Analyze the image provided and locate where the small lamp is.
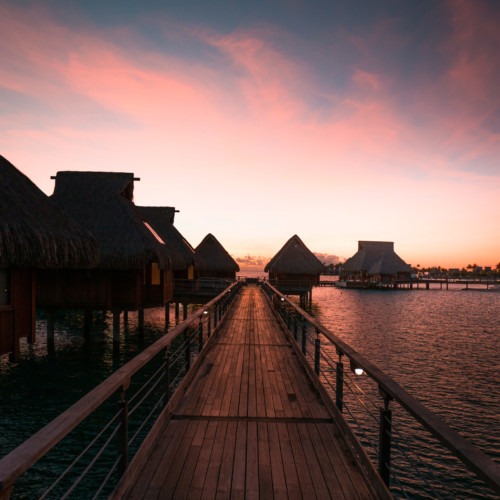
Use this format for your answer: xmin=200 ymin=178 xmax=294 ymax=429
xmin=350 ymin=359 xmax=364 ymax=376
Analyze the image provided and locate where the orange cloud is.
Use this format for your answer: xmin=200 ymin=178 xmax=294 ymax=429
xmin=1 ymin=2 xmax=499 ymax=268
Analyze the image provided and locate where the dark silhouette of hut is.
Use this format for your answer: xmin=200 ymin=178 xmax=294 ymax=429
xmin=137 ymin=206 xmax=199 ymax=322
xmin=37 ymin=172 xmax=173 ymax=339
xmin=137 ymin=207 xmax=196 ymax=280
xmin=340 ymin=241 xmax=412 ymax=286
xmin=194 ymin=234 xmax=239 ymax=280
xmin=264 ymin=235 xmax=325 ymax=306
xmin=0 ymin=156 xmax=98 ymax=360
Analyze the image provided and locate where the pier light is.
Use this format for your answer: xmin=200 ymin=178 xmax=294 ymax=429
xmin=203 ymin=310 xmax=208 ymax=315
xmin=350 ymin=359 xmax=364 ymax=376
xmin=280 ymin=297 xmax=285 ymax=302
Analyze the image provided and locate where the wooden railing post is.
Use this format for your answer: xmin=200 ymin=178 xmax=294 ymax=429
xmin=164 ymin=347 xmax=170 ymax=405
xmin=117 ymin=387 xmax=129 ymax=476
xmin=185 ymin=329 xmax=191 ymax=372
xmin=293 ymin=313 xmax=298 ymax=341
xmin=198 ymin=319 xmax=203 ymax=352
xmin=301 ymin=322 xmax=307 ymax=355
xmin=336 ymin=351 xmax=344 ymax=412
xmin=314 ymin=334 xmax=321 ymax=375
xmin=378 ymin=390 xmax=393 ymax=487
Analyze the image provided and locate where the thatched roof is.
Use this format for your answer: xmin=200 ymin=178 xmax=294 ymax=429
xmin=51 ymin=172 xmax=170 ymax=270
xmin=0 ymin=156 xmax=99 ymax=268
xmin=136 ymin=207 xmax=196 ymax=271
xmin=194 ymin=234 xmax=240 ymax=273
xmin=342 ymin=241 xmax=412 ymax=275
xmin=264 ymin=235 xmax=325 ymax=275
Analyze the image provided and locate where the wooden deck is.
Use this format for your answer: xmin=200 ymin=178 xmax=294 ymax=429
xmin=116 ymin=285 xmax=376 ymax=499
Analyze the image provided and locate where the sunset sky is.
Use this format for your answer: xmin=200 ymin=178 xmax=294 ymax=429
xmin=1 ymin=0 xmax=499 ymax=269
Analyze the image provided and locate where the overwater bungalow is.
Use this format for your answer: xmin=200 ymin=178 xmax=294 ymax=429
xmin=137 ymin=206 xmax=199 ymax=321
xmin=265 ymin=234 xmax=325 ymax=306
xmin=137 ymin=207 xmax=196 ymax=281
xmin=339 ymin=240 xmax=412 ymax=287
xmin=0 ymin=156 xmax=98 ymax=360
xmin=194 ymin=233 xmax=239 ymax=280
xmin=37 ymin=172 xmax=173 ymax=337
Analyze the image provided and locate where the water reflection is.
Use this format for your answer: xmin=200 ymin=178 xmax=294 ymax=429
xmin=311 ymin=286 xmax=500 ymax=460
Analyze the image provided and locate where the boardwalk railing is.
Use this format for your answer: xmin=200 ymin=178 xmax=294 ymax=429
xmin=0 ymin=282 xmax=243 ymax=499
xmin=261 ymin=281 xmax=500 ymax=498
xmin=174 ymin=277 xmax=236 ymax=294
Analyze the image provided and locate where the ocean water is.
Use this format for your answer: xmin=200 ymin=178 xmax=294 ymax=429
xmin=310 ymin=284 xmax=500 ymax=498
xmin=1 ymin=282 xmax=499 ymax=498
xmin=0 ymin=304 xmax=199 ymax=498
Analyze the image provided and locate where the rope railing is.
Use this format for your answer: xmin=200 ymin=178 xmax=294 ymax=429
xmin=261 ymin=280 xmax=500 ymax=498
xmin=0 ymin=281 xmax=244 ymax=499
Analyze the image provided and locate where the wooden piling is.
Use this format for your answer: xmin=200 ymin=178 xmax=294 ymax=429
xmin=113 ymin=310 xmax=121 ymax=345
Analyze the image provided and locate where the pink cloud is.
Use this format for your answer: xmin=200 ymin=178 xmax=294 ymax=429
xmin=351 ymin=68 xmax=383 ymax=91
xmin=1 ymin=3 xmax=499 ymax=268
xmin=411 ymin=1 xmax=500 ymax=172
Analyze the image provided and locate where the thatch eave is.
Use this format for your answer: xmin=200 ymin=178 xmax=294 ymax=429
xmin=342 ymin=241 xmax=411 ymax=275
xmin=51 ymin=171 xmax=171 ymax=271
xmin=265 ymin=235 xmax=324 ymax=275
xmin=0 ymin=156 xmax=99 ymax=269
xmin=195 ymin=234 xmax=240 ymax=273
xmin=137 ymin=206 xmax=195 ymax=271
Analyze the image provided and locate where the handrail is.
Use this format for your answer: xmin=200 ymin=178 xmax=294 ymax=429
xmin=0 ymin=282 xmax=241 ymax=497
xmin=262 ymin=281 xmax=500 ymax=494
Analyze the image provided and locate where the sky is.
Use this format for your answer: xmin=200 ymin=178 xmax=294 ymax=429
xmin=1 ymin=0 xmax=499 ymax=270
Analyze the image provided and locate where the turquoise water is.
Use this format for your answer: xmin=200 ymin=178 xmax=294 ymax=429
xmin=1 ymin=285 xmax=499 ymax=498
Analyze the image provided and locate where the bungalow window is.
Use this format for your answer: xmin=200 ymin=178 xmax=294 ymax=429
xmin=0 ymin=269 xmax=11 ymax=306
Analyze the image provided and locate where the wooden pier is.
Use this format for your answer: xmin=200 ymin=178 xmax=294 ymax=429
xmin=114 ymin=285 xmax=378 ymax=499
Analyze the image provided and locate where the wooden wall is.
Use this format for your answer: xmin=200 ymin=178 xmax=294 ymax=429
xmin=37 ymin=266 xmax=173 ymax=311
xmin=0 ymin=268 xmax=35 ymax=359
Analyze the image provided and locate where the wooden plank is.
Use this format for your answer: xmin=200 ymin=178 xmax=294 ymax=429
xmin=216 ymin=420 xmax=238 ymax=497
xmin=306 ymin=422 xmax=347 ymax=499
xmin=270 ymin=345 xmax=294 ymax=417
xmin=268 ymin=422 xmax=288 ymax=498
xmin=157 ymin=420 xmax=201 ymax=498
xmin=247 ymin=344 xmax=257 ymax=418
xmin=296 ymin=422 xmax=336 ymax=499
xmin=202 ymin=420 xmax=228 ymax=499
xmin=319 ymin=422 xmax=375 ymax=499
xmin=126 ymin=419 xmax=189 ymax=499
xmin=254 ymin=346 xmax=267 ymax=418
xmin=219 ymin=344 xmax=241 ymax=416
xmin=260 ymin=345 xmax=275 ymax=418
xmin=277 ymin=423 xmax=302 ymax=499
xmin=257 ymin=422 xmax=273 ymax=499
xmin=204 ymin=343 xmax=229 ymax=416
xmin=238 ymin=344 xmax=250 ymax=417
xmin=231 ymin=421 xmax=247 ymax=498
xmin=245 ymin=421 xmax=259 ymax=499
xmin=186 ymin=420 xmax=218 ymax=498
xmin=287 ymin=422 xmax=319 ymax=498
xmin=177 ymin=342 xmax=223 ymax=416
xmin=171 ymin=419 xmax=209 ymax=498
xmin=228 ymin=345 xmax=244 ymax=416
